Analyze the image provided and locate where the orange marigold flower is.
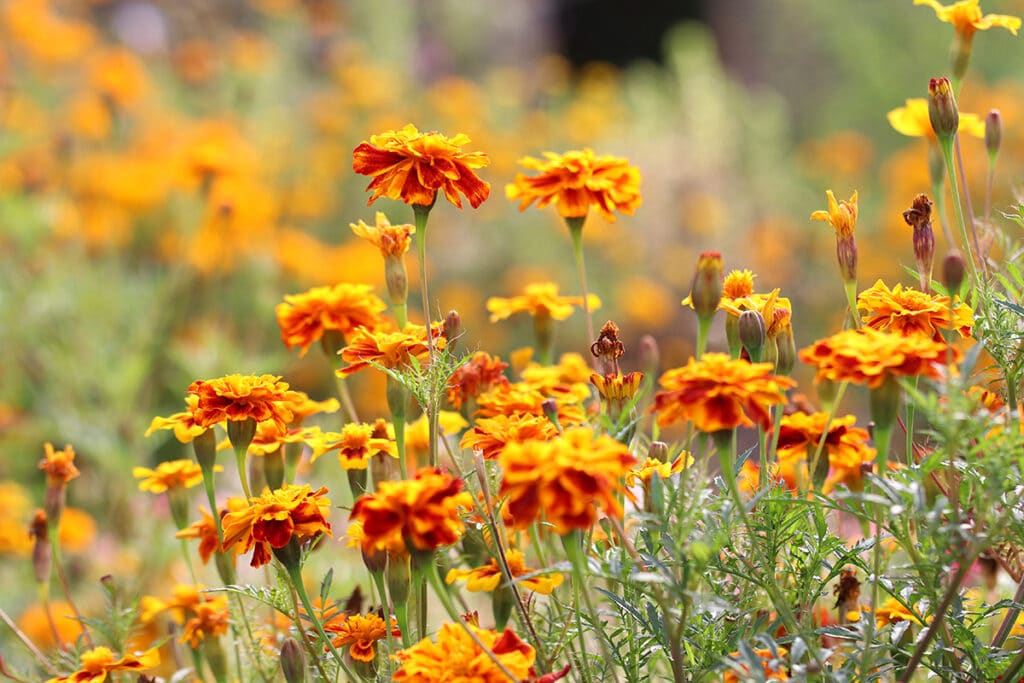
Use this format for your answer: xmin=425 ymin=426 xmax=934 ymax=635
xmin=221 ymin=484 xmax=332 ymax=568
xmin=915 ymin=0 xmax=1021 ymax=39
xmin=722 ymin=269 xmax=756 ymax=302
xmin=499 ymin=427 xmax=636 ymax=533
xmin=810 ymin=190 xmax=858 ymax=238
xmin=352 ymin=124 xmax=490 ymax=208
xmin=39 ymin=443 xmax=80 ymax=487
xmin=337 ymin=324 xmax=443 ymax=377
xmin=180 ymin=596 xmax=231 ymax=648
xmin=506 ymin=149 xmax=641 ymax=222
xmin=275 ymin=283 xmax=387 ymax=356
xmin=176 ymin=498 xmax=247 ymax=564
xmin=624 ymin=453 xmax=692 ymax=488
xmin=887 ymin=98 xmax=985 ymax=141
xmin=140 ymin=583 xmax=208 ymax=624
xmin=45 ymin=646 xmax=160 ymax=683
xmin=776 ymin=412 xmax=876 ymax=492
xmin=652 ymin=354 xmax=794 ymax=433
xmin=307 ymin=422 xmax=396 ymax=470
xmin=350 ymin=467 xmax=472 ymax=553
xmin=324 ymin=612 xmax=399 ymax=662
xmin=474 ymin=382 xmax=585 ymax=426
xmin=446 ymin=548 xmax=564 ymax=594
xmin=188 ymin=374 xmax=297 ymax=433
xmin=393 ymin=622 xmax=535 ymax=683
xmin=460 ymin=413 xmax=559 ymax=460
xmin=447 ymin=352 xmax=509 ymax=409
xmin=723 ymin=647 xmax=789 ymax=683
xmin=487 ymin=282 xmax=601 ymax=323
xmin=798 ymin=327 xmax=956 ymax=389
xmin=350 ymin=211 xmax=415 ymax=258
xmin=133 ymin=459 xmax=217 ymax=494
xmin=874 ymin=596 xmax=925 ymax=628
xmin=857 ymin=279 xmax=973 ymax=340
xmin=145 ymin=395 xmax=209 ymax=443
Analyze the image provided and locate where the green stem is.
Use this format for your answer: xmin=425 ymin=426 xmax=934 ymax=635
xmin=808 ymin=382 xmax=848 ymax=494
xmin=287 ymin=563 xmax=358 ymax=682
xmin=181 ymin=538 xmax=199 ymax=583
xmin=233 ymin=445 xmax=253 ymax=499
xmin=954 ymin=134 xmax=987 ymax=278
xmin=562 ymin=533 xmax=595 ymax=683
xmin=905 ymin=376 xmax=919 ymax=467
xmin=334 ymin=374 xmax=360 ymax=425
xmin=393 ymin=301 xmax=408 ymax=330
xmin=931 ymin=177 xmax=956 ymax=251
xmin=567 ymin=217 xmax=596 ymax=351
xmin=939 ymin=136 xmax=979 ymax=285
xmin=843 ymin=279 xmax=862 ymax=329
xmin=413 ymin=203 xmax=435 ymax=358
xmin=695 ymin=315 xmax=711 ymax=359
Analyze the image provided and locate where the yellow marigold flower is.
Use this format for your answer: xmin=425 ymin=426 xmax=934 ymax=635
xmin=722 ymin=269 xmax=756 ymax=302
xmin=188 ymin=374 xmax=298 ymax=433
xmin=324 ymin=613 xmax=400 ymax=662
xmin=393 ymin=622 xmax=535 ymax=683
xmin=915 ymin=0 xmax=1021 ymax=39
xmin=823 ymin=438 xmax=877 ymax=493
xmin=718 ymin=288 xmax=790 ymax=324
xmin=474 ymin=382 xmax=586 ymax=426
xmin=799 ymin=327 xmax=956 ymax=389
xmin=140 ymin=583 xmax=208 ymax=624
xmin=221 ymin=484 xmax=332 ymax=568
xmin=283 ymin=392 xmax=340 ymax=424
xmin=887 ymin=98 xmax=985 ymax=140
xmin=521 ymin=352 xmax=593 ymax=392
xmin=45 ymin=646 xmax=160 ymax=683
xmin=486 ymin=282 xmax=601 ymax=323
xmin=145 ymin=395 xmax=209 ymax=443
xmin=337 ymin=324 xmax=443 ymax=377
xmin=590 ymin=371 xmax=644 ymax=403
xmin=506 ymin=148 xmax=642 ymax=222
xmin=39 ymin=443 xmax=80 ymax=487
xmin=350 ymin=211 xmax=415 ymax=258
xmin=352 ymin=124 xmax=490 ymax=208
xmin=180 ymin=596 xmax=231 ymax=648
xmin=351 ymin=468 xmax=472 ymax=554
xmin=810 ymin=189 xmax=858 ymax=238
xmin=499 ymin=426 xmax=636 ymax=533
xmin=447 ymin=351 xmax=509 ymax=410
xmin=460 ymin=413 xmax=559 ymax=461
xmin=275 ymin=283 xmax=387 ymax=356
xmin=652 ymin=354 xmax=794 ymax=433
xmin=723 ymin=647 xmax=789 ymax=683
xmin=446 ymin=548 xmax=564 ymax=594
xmin=624 ymin=453 xmax=692 ymax=488
xmin=133 ymin=459 xmax=217 ymax=494
xmin=874 ymin=596 xmax=925 ymax=628
xmin=307 ymin=422 xmax=396 ymax=470
xmin=857 ymin=279 xmax=973 ymax=340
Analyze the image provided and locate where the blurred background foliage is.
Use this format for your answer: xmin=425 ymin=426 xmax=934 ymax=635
xmin=1 ymin=0 xmax=1022 ymax=633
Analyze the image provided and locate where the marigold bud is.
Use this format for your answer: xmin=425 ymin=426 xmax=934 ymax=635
xmin=30 ymin=511 xmax=50 ymax=584
xmin=738 ymin=310 xmax=767 ymax=360
xmin=280 ymin=638 xmax=305 ymax=683
xmin=928 ymin=77 xmax=959 ymax=139
xmin=638 ymin=334 xmax=659 ymax=378
xmin=943 ymin=251 xmax=967 ymax=294
xmin=492 ymin=582 xmax=514 ymax=632
xmin=387 ymin=553 xmax=411 ymax=607
xmin=689 ymin=252 xmax=723 ymax=320
xmin=444 ymin=310 xmax=461 ymax=352
xmin=903 ymin=194 xmax=935 ymax=293
xmin=384 ymin=256 xmax=409 ymax=308
xmin=774 ymin=324 xmax=796 ymax=377
xmin=647 ymin=441 xmax=670 ymax=463
xmin=986 ymin=109 xmax=1002 ymax=158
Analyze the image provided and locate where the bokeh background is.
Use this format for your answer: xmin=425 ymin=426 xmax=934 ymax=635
xmin=1 ymin=0 xmax=1023 ymax=650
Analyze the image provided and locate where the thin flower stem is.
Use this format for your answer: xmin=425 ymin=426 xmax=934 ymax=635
xmin=843 ymin=279 xmax=862 ymax=329
xmin=905 ymin=377 xmax=919 ymax=468
xmin=181 ymin=538 xmax=199 ymax=583
xmin=567 ymin=218 xmax=596 ymax=355
xmin=931 ymin=178 xmax=956 ymax=250
xmin=954 ymin=135 xmax=987 ymax=278
xmin=567 ymin=546 xmax=595 ymax=683
xmin=287 ymin=564 xmax=359 ymax=682
xmin=285 ymin=581 xmax=333 ymax=683
xmin=985 ymin=161 xmax=995 ymax=235
xmin=413 ymin=203 xmax=435 ymax=359
xmin=940 ymin=136 xmax=979 ymax=284
xmin=233 ymin=445 xmax=253 ymax=500
xmin=695 ymin=316 xmax=711 ymax=359
xmin=0 ymin=606 xmax=61 ymax=675
xmin=333 ymin=374 xmax=360 ymax=425
xmin=38 ymin=582 xmax=62 ymax=652
xmin=807 ymin=382 xmax=848 ymax=494
xmin=48 ymin=532 xmax=94 ymax=648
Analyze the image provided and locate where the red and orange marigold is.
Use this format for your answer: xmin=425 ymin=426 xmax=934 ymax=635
xmin=187 ymin=374 xmax=298 ymax=433
xmin=393 ymin=622 xmax=535 ymax=683
xmin=798 ymin=327 xmax=955 ymax=388
xmin=221 ymin=484 xmax=332 ymax=567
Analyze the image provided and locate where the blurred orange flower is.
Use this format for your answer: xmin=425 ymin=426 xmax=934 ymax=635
xmin=221 ymin=484 xmax=332 ymax=567
xmin=181 ymin=596 xmax=231 ymax=647
xmin=352 ymin=124 xmax=490 ymax=208
xmin=447 ymin=351 xmax=509 ymax=409
xmin=307 ymin=422 xmax=396 ymax=470
xmin=275 ymin=283 xmax=387 ymax=356
xmin=446 ymin=548 xmax=564 ymax=594
xmin=652 ymin=354 xmax=794 ymax=433
xmin=506 ymin=149 xmax=641 ymax=222
xmin=874 ymin=596 xmax=925 ymax=628
xmin=460 ymin=413 xmax=559 ymax=461
xmin=350 ymin=211 xmax=416 ymax=258
xmin=39 ymin=443 xmax=80 ymax=487
xmin=133 ymin=459 xmax=216 ymax=494
xmin=857 ymin=279 xmax=973 ymax=340
xmin=799 ymin=327 xmax=955 ymax=388
xmin=45 ymin=646 xmax=160 ymax=683
xmin=324 ymin=613 xmax=399 ymax=662
xmin=176 ymin=498 xmax=248 ymax=564
xmin=723 ymin=647 xmax=789 ymax=683
xmin=914 ymin=0 xmax=1021 ymax=39
xmin=393 ymin=623 xmax=535 ymax=683
xmin=350 ymin=467 xmax=472 ymax=553
xmin=188 ymin=374 xmax=297 ymax=433
xmin=887 ymin=98 xmax=985 ymax=140
xmin=487 ymin=282 xmax=601 ymax=322
xmin=499 ymin=426 xmax=636 ymax=533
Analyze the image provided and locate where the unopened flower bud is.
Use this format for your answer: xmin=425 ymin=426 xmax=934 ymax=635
xmin=689 ymin=252 xmax=723 ymax=320
xmin=928 ymin=77 xmax=959 ymax=139
xmin=541 ymin=398 xmax=562 ymax=431
xmin=903 ymin=194 xmax=935 ymax=293
xmin=738 ymin=310 xmax=766 ymax=360
xmin=647 ymin=441 xmax=670 ymax=464
xmin=203 ymin=639 xmax=229 ymax=683
xmin=443 ymin=310 xmax=461 ymax=352
xmin=386 ymin=553 xmax=411 ymax=607
xmin=775 ymin=324 xmax=796 ymax=377
xmin=384 ymin=256 xmax=409 ymax=308
xmin=492 ymin=583 xmax=514 ymax=632
xmin=30 ymin=511 xmax=50 ymax=584
xmin=986 ymin=109 xmax=1002 ymax=158
xmin=943 ymin=251 xmax=967 ymax=294
xmin=280 ymin=638 xmax=305 ymax=683
xmin=638 ymin=334 xmax=659 ymax=378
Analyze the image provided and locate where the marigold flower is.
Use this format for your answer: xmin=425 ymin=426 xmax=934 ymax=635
xmin=624 ymin=453 xmax=692 ymax=488
xmin=460 ymin=414 xmax=560 ymax=461
xmin=393 ymin=622 xmax=535 ymax=683
xmin=447 ymin=352 xmax=510 ymax=409
xmin=350 ymin=211 xmax=415 ymax=258
xmin=723 ymin=647 xmax=789 ymax=683
xmin=145 ymin=395 xmax=209 ymax=443
xmin=324 ymin=612 xmax=400 ymax=662
xmin=474 ymin=382 xmax=586 ymax=427
xmin=350 ymin=467 xmax=472 ymax=553
xmin=45 ymin=646 xmax=160 ymax=683
xmin=275 ymin=283 xmax=387 ymax=356
xmin=722 ymin=269 xmax=756 ymax=302
xmin=499 ymin=427 xmax=636 ymax=533
xmin=776 ymin=412 xmax=876 ymax=491
xmin=811 ymin=191 xmax=858 ymax=284
xmin=39 ymin=443 xmax=79 ymax=487
xmin=798 ymin=327 xmax=956 ymax=389
xmin=221 ymin=484 xmax=332 ymax=568
xmin=887 ymin=98 xmax=985 ymax=141
xmin=133 ymin=459 xmax=216 ymax=494
xmin=506 ymin=149 xmax=641 ymax=222
xmin=139 ymin=583 xmax=208 ymax=624
xmin=652 ymin=354 xmax=794 ymax=433
xmin=176 ymin=502 xmax=244 ymax=565
xmin=857 ymin=279 xmax=972 ymax=340
xmin=486 ymin=282 xmax=601 ymax=323
xmin=337 ymin=324 xmax=443 ymax=377
xmin=188 ymin=374 xmax=298 ymax=433
xmin=446 ymin=548 xmax=564 ymax=594
xmin=915 ymin=0 xmax=1021 ymax=39
xmin=352 ymin=124 xmax=490 ymax=208
xmin=180 ymin=596 xmax=231 ymax=647
xmin=307 ymin=422 xmax=396 ymax=470
xmin=590 ymin=371 xmax=644 ymax=403
xmin=874 ymin=596 xmax=925 ymax=628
